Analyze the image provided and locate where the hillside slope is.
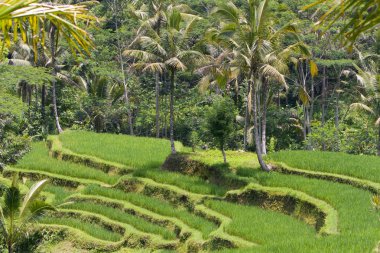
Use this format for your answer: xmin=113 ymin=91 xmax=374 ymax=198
xmin=2 ymin=131 xmax=380 ymax=252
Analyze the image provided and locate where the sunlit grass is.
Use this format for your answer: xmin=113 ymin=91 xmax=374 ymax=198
xmin=16 ymin=142 xmax=119 ymax=185
xmin=59 ymin=130 xmax=182 ymax=169
xmin=268 ymin=150 xmax=380 ymax=183
xmin=191 ymin=149 xmax=260 ymax=170
xmin=63 ymin=202 xmax=176 ymax=240
xmin=39 ymin=217 xmax=123 ymax=242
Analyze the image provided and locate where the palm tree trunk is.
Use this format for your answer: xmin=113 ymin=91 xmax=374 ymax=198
xmin=303 ymin=106 xmax=307 ymax=141
xmin=52 ymin=81 xmax=63 ymax=134
xmin=50 ymin=25 xmax=63 ymax=134
xmin=244 ymin=79 xmax=251 ymax=150
xmin=169 ymin=70 xmax=176 ymax=154
xmin=335 ymin=73 xmax=341 ymax=131
xmin=155 ymin=73 xmax=160 ymax=138
xmin=113 ymin=1 xmax=133 ymax=136
xmin=261 ymin=81 xmax=268 ymax=155
xmin=310 ymin=77 xmax=315 ymax=124
xmin=41 ymin=84 xmax=46 ymax=122
xmin=321 ymin=66 xmax=327 ymax=151
xmin=123 ymin=82 xmax=134 ymax=135
xmin=7 ymin=242 xmax=12 ymax=253
xmin=164 ymin=95 xmax=168 ymax=138
xmin=251 ymin=77 xmax=270 ymax=172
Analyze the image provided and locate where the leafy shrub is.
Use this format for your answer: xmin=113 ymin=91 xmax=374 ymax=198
xmin=0 ymin=113 xmax=30 ymax=165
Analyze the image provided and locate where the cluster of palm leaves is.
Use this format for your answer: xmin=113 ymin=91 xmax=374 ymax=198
xmin=304 ymin=0 xmax=380 ymax=48
xmin=347 ymin=50 xmax=380 ymax=155
xmin=0 ymin=0 xmax=94 ymax=57
xmin=0 ymin=177 xmax=54 ymax=253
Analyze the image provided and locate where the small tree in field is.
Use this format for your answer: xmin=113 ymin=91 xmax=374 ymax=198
xmin=205 ymin=97 xmax=236 ymax=163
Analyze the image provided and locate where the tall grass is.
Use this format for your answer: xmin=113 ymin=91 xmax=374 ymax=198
xmin=39 ymin=217 xmax=123 ymax=242
xmin=63 ymin=202 xmax=176 ymax=240
xmin=59 ymin=131 xmax=182 ymax=169
xmin=82 ymin=185 xmax=217 ymax=238
xmin=268 ymin=150 xmax=380 ymax=183
xmin=16 ymin=142 xmax=119 ymax=185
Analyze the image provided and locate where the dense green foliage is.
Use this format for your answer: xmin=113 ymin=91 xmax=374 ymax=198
xmin=205 ymin=97 xmax=236 ymax=162
xmin=1 ymin=0 xmax=379 ymax=162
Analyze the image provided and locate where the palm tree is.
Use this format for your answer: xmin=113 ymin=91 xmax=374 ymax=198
xmin=131 ymin=1 xmax=197 ymax=138
xmin=125 ymin=9 xmax=203 ymax=154
xmin=348 ymin=51 xmax=380 ymax=155
xmin=0 ymin=177 xmax=54 ymax=253
xmin=197 ymin=28 xmax=239 ymax=95
xmin=213 ymin=0 xmax=303 ymax=170
xmin=304 ymin=0 xmax=380 ymax=48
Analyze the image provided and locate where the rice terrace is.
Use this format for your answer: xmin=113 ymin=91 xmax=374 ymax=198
xmin=0 ymin=130 xmax=379 ymax=252
xmin=1 ymin=0 xmax=380 ymax=252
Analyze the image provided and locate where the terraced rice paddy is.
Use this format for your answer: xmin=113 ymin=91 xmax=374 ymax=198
xmin=2 ymin=130 xmax=380 ymax=252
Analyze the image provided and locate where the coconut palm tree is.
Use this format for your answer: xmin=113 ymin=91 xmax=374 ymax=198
xmin=0 ymin=177 xmax=55 ymax=253
xmin=348 ymin=51 xmax=380 ymax=155
xmin=124 ymin=9 xmax=203 ymax=154
xmin=213 ymin=0 xmax=304 ymax=170
xmin=130 ymin=1 xmax=197 ymax=138
xmin=304 ymin=0 xmax=380 ymax=48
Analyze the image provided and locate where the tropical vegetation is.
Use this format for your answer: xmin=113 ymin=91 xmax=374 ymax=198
xmin=0 ymin=0 xmax=380 ymax=252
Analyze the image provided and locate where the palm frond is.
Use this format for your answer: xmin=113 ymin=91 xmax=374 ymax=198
xmin=298 ymin=86 xmax=310 ymax=106
xmin=350 ymin=103 xmax=375 ymax=115
xmin=139 ymin=36 xmax=167 ymax=57
xmin=19 ymin=179 xmax=49 ymax=218
xmin=0 ymin=0 xmax=95 ymax=56
xmin=212 ymin=2 xmax=240 ymax=24
xmin=142 ymin=62 xmax=166 ymax=74
xmin=123 ymin=49 xmax=157 ymax=61
xmin=376 ymin=117 xmax=380 ymax=127
xmin=165 ymin=57 xmax=186 ymax=71
xmin=260 ymin=64 xmax=287 ymax=88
